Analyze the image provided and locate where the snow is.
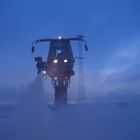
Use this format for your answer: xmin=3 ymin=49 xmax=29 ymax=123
xmin=0 ymin=77 xmax=140 ymax=140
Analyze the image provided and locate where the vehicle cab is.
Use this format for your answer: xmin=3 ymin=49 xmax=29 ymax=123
xmin=47 ymin=40 xmax=75 ymax=80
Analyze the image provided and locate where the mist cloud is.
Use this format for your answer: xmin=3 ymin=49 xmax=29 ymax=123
xmin=85 ymin=37 xmax=140 ymax=96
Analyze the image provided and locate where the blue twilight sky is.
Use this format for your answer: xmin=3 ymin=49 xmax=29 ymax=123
xmin=0 ymin=0 xmax=140 ymax=94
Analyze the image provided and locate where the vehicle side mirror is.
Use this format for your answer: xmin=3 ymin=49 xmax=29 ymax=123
xmin=31 ymin=46 xmax=35 ymax=53
xmin=84 ymin=44 xmax=88 ymax=51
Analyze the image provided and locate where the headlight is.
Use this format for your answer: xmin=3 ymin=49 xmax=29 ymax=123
xmin=64 ymin=59 xmax=68 ymax=63
xmin=41 ymin=70 xmax=47 ymax=75
xmin=53 ymin=59 xmax=58 ymax=64
xmin=43 ymin=70 xmax=46 ymax=74
xmin=58 ymin=36 xmax=62 ymax=40
xmin=42 ymin=70 xmax=46 ymax=74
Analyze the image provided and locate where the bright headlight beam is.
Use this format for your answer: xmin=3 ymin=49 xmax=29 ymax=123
xmin=41 ymin=70 xmax=46 ymax=75
xmin=53 ymin=59 xmax=58 ymax=63
xmin=58 ymin=36 xmax=62 ymax=40
xmin=64 ymin=59 xmax=68 ymax=63
xmin=43 ymin=70 xmax=46 ymax=74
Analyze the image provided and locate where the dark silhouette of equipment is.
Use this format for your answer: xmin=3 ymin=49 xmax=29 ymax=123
xmin=31 ymin=35 xmax=88 ymax=105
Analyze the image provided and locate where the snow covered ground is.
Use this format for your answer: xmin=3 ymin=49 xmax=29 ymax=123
xmin=0 ymin=78 xmax=140 ymax=140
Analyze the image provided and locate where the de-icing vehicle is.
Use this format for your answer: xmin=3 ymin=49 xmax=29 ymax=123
xmin=31 ymin=35 xmax=88 ymax=105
